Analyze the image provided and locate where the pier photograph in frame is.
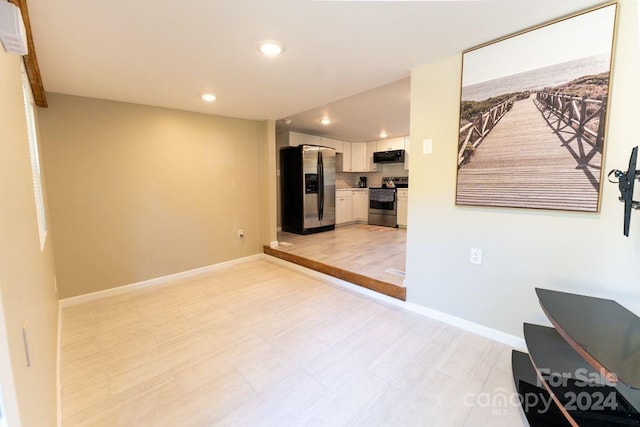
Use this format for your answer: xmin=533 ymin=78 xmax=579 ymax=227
xmin=455 ymin=4 xmax=617 ymax=212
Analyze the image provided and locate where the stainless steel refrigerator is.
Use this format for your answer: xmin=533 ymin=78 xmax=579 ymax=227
xmin=281 ymin=145 xmax=336 ymax=234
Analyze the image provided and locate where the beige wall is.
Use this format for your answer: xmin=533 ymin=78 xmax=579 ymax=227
xmin=0 ymin=51 xmax=59 ymax=425
xmin=407 ymin=0 xmax=640 ymax=338
xmin=260 ymin=120 xmax=278 ymax=245
xmin=38 ymin=94 xmax=268 ymax=298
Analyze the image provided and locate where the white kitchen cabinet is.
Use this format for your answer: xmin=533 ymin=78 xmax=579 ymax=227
xmin=321 ymin=137 xmax=344 ymax=153
xmin=278 ymin=131 xmax=322 ymax=147
xmin=366 ymin=141 xmax=378 ymax=172
xmin=337 ymin=143 xmax=352 ymax=172
xmin=350 ymin=142 xmax=367 ymax=172
xmin=376 ymin=136 xmax=406 ymax=152
xmin=397 ymin=189 xmax=408 ymax=228
xmin=352 ymin=189 xmax=369 ymax=221
xmin=336 ymin=190 xmax=353 ymax=224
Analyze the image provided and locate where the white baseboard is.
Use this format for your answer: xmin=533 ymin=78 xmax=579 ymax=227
xmin=403 ymin=301 xmax=526 ymax=350
xmin=59 ymin=251 xmax=525 ymax=350
xmin=264 ymin=255 xmax=526 ymax=350
xmin=60 ymin=254 xmax=264 ymax=307
xmin=56 ymin=302 xmax=62 ymax=427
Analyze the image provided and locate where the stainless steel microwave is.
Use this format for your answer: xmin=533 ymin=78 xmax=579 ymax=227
xmin=373 ymin=149 xmax=405 ymax=164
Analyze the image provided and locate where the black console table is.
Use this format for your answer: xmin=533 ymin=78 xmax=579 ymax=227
xmin=512 ymin=288 xmax=640 ymax=426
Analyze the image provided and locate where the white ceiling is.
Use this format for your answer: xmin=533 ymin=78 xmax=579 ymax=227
xmin=279 ymin=77 xmax=410 ymax=142
xmin=27 ymin=0 xmax=606 ymax=141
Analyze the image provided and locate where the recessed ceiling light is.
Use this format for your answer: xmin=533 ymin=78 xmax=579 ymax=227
xmin=379 ymin=131 xmax=388 ymax=138
xmin=259 ymin=40 xmax=284 ymax=57
xmin=201 ymin=93 xmax=217 ymax=102
xmin=320 ymin=118 xmax=332 ymax=126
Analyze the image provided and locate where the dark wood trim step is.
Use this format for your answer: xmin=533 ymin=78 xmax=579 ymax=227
xmin=263 ymin=245 xmax=406 ymax=301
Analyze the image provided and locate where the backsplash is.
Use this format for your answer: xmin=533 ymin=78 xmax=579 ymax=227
xmin=335 ymin=163 xmax=408 ymax=189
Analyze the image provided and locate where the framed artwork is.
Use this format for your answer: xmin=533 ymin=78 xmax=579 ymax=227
xmin=455 ymin=3 xmax=617 ymax=212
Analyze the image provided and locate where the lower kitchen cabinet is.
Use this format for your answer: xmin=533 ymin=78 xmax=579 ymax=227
xmin=336 ymin=189 xmax=369 ymax=224
xmin=336 ymin=190 xmax=353 ymax=224
xmin=352 ymin=189 xmax=368 ymax=221
xmin=397 ymin=189 xmax=408 ymax=227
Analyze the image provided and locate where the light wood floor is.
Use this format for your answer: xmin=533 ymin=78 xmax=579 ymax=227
xmin=276 ymin=224 xmax=407 ymax=288
xmin=60 ymin=258 xmax=526 ymax=426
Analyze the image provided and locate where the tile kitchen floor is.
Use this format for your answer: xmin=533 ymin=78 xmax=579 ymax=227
xmin=60 ymin=258 xmax=527 ymax=426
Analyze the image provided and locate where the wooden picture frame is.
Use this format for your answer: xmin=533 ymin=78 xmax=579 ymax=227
xmin=455 ymin=3 xmax=617 ymax=212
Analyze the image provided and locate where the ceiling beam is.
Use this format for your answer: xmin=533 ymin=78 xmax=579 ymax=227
xmin=9 ymin=0 xmax=47 ymax=107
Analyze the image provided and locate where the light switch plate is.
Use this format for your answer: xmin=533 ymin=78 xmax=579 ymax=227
xmin=470 ymin=248 xmax=482 ymax=265
xmin=423 ymin=139 xmax=433 ymax=155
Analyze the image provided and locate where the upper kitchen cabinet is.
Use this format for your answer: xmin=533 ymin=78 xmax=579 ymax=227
xmin=321 ymin=137 xmax=344 ymax=153
xmin=278 ymin=131 xmax=322 ymax=147
xmin=366 ymin=141 xmax=378 ymax=172
xmin=337 ymin=142 xmax=368 ymax=172
xmin=337 ymin=143 xmax=352 ymax=172
xmin=376 ymin=136 xmax=406 ymax=152
xmin=351 ymin=142 xmax=367 ymax=172
xmin=278 ymin=131 xmax=407 ymax=172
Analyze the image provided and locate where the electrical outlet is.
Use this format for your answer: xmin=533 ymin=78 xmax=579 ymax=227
xmin=470 ymin=248 xmax=482 ymax=265
xmin=237 ymin=229 xmax=244 ymax=238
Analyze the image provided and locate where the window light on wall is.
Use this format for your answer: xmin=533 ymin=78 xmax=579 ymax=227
xmin=21 ymin=65 xmax=47 ymax=251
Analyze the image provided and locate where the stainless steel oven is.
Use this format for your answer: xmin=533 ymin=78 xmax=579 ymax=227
xmin=368 ymin=176 xmax=408 ymax=227
xmin=368 ymin=188 xmax=397 ymax=227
